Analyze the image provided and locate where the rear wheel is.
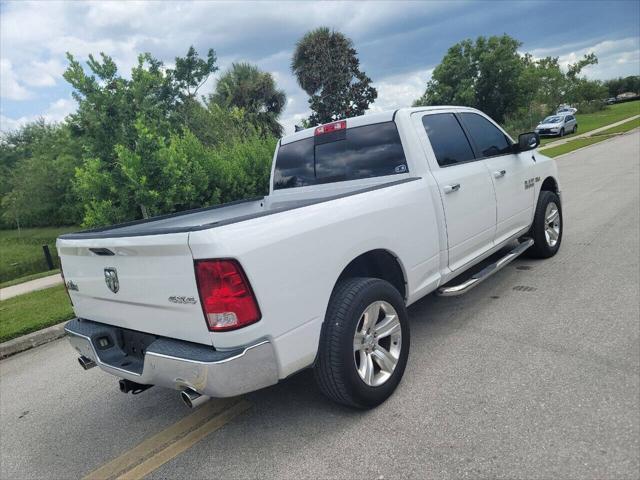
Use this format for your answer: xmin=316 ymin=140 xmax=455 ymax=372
xmin=526 ymin=190 xmax=563 ymax=258
xmin=314 ymin=277 xmax=409 ymax=409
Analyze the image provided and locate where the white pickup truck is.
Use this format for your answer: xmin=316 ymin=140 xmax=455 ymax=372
xmin=59 ymin=106 xmax=562 ymax=409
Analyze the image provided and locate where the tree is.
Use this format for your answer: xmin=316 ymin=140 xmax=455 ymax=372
xmin=210 ymin=63 xmax=286 ymax=137
xmin=1 ymin=122 xmax=83 ymax=227
xmin=603 ymin=76 xmax=640 ymax=97
xmin=413 ymin=35 xmax=525 ymax=122
xmin=292 ymin=27 xmax=377 ymax=125
xmin=63 ymin=47 xmax=218 ymax=165
xmin=415 ymin=34 xmax=605 ymax=125
xmin=63 ymin=47 xmax=220 ymax=225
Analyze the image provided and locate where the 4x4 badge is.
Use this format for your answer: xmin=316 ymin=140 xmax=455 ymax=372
xmin=104 ymin=267 xmax=119 ymax=293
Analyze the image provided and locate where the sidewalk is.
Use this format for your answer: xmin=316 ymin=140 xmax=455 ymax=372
xmin=0 ymin=273 xmax=63 ymax=301
xmin=540 ymin=114 xmax=640 ymax=150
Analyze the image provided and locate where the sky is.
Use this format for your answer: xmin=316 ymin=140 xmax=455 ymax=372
xmin=1 ymin=0 xmax=639 ymax=134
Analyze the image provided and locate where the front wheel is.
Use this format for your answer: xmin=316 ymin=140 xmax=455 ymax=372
xmin=559 ymin=128 xmax=565 ymax=137
xmin=526 ymin=190 xmax=563 ymax=258
xmin=573 ymin=125 xmax=578 ymax=134
xmin=314 ymin=277 xmax=410 ymax=409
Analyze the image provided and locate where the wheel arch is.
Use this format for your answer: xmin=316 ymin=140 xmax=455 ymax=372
xmin=540 ymin=176 xmax=559 ymax=195
xmin=334 ymin=249 xmax=408 ymax=302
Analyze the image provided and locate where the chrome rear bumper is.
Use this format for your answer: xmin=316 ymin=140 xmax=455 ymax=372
xmin=65 ymin=318 xmax=279 ymax=398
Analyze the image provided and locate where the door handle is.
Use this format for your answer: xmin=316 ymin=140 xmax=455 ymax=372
xmin=443 ymin=183 xmax=460 ymax=194
xmin=493 ymin=170 xmax=506 ymax=178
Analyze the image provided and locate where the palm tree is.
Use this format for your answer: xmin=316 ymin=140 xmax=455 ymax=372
xmin=210 ymin=63 xmax=286 ymax=137
xmin=291 ymin=27 xmax=377 ymax=125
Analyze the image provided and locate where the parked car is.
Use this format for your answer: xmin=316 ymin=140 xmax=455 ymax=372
xmin=59 ymin=106 xmax=562 ymax=409
xmin=535 ymin=114 xmax=578 ymax=137
xmin=606 ymin=97 xmax=617 ymax=105
xmin=556 ymin=105 xmax=577 ymax=115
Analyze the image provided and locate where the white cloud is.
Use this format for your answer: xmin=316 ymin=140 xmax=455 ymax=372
xmin=0 ymin=59 xmax=32 ymax=100
xmin=529 ymin=37 xmax=640 ymax=80
xmin=21 ymin=59 xmax=66 ymax=87
xmin=1 ymin=1 xmax=638 ymax=135
xmin=369 ymin=68 xmax=434 ymax=112
xmin=0 ymin=97 xmax=76 ymax=132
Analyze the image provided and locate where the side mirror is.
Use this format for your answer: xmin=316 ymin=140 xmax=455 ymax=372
xmin=517 ymin=132 xmax=540 ymax=152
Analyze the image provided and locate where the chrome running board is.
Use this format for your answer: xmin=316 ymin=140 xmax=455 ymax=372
xmin=436 ymin=238 xmax=534 ymax=297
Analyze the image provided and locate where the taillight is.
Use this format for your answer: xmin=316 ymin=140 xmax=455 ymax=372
xmin=194 ymin=259 xmax=261 ymax=332
xmin=314 ymin=120 xmax=346 ymax=136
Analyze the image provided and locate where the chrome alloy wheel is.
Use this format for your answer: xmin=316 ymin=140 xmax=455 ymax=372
xmin=353 ymin=301 xmax=402 ymax=387
xmin=544 ymin=202 xmax=561 ymax=247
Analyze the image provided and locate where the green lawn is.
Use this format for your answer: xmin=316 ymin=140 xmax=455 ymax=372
xmin=0 ymin=269 xmax=61 ymax=289
xmin=543 ymin=135 xmax=615 ymax=158
xmin=575 ymin=101 xmax=640 ymax=134
xmin=538 ymin=101 xmax=640 ymax=146
xmin=591 ymin=116 xmax=640 ymax=136
xmin=0 ymin=285 xmax=73 ymax=342
xmin=0 ymin=226 xmax=79 ymax=283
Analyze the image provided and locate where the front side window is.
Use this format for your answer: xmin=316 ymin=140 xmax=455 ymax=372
xmin=273 ymin=122 xmax=407 ymax=190
xmin=421 ymin=113 xmax=475 ymax=167
xmin=459 ymin=113 xmax=512 ymax=158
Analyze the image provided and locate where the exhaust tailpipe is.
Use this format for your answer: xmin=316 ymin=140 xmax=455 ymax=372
xmin=181 ymin=388 xmax=210 ymax=409
xmin=119 ymin=379 xmax=153 ymax=394
xmin=78 ymin=356 xmax=96 ymax=370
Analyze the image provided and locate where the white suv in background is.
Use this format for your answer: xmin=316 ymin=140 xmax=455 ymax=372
xmin=535 ymin=113 xmax=578 ymax=137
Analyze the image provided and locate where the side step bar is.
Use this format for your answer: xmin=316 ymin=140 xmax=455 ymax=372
xmin=437 ymin=238 xmax=534 ymax=297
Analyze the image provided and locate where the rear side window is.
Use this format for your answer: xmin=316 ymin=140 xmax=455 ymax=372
xmin=421 ymin=113 xmax=475 ymax=167
xmin=273 ymin=122 xmax=407 ymax=190
xmin=459 ymin=112 xmax=512 ymax=158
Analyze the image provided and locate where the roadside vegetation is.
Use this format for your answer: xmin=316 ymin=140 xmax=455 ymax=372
xmin=0 ymin=285 xmax=73 ymax=342
xmin=0 ymin=227 xmax=77 ymax=283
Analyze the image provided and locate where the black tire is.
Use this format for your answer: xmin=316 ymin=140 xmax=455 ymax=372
xmin=526 ymin=190 xmax=563 ymax=258
xmin=573 ymin=125 xmax=578 ymax=134
xmin=314 ymin=277 xmax=410 ymax=409
xmin=559 ymin=128 xmax=565 ymax=137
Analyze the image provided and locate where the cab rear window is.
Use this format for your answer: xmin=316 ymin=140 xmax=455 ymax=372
xmin=273 ymin=122 xmax=408 ymax=190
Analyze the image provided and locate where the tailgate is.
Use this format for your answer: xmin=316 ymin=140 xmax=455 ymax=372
xmin=57 ymin=232 xmax=211 ymax=345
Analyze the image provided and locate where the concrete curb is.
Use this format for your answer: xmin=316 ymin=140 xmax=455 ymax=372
xmin=0 ymin=321 xmax=68 ymax=359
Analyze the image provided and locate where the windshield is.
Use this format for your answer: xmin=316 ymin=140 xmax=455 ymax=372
xmin=542 ymin=116 xmax=562 ymax=124
xmin=273 ymin=122 xmax=408 ymax=190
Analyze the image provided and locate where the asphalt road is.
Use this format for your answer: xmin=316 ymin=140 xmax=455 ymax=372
xmin=1 ymin=131 xmax=639 ymax=480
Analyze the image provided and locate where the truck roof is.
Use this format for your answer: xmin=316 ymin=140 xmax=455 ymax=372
xmin=281 ymin=106 xmax=477 ymax=145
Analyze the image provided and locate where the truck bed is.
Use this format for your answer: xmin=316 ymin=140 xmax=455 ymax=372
xmin=59 ymin=178 xmax=417 ymax=240
xmin=60 ymin=197 xmax=268 ymax=239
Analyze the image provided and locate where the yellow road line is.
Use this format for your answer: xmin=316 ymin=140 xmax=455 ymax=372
xmin=117 ymin=400 xmax=251 ymax=480
xmin=83 ymin=398 xmax=251 ymax=480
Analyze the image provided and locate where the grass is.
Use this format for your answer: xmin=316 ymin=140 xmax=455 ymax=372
xmin=543 ymin=135 xmax=615 ymax=158
xmin=0 ymin=269 xmax=61 ymax=289
xmin=591 ymin=116 xmax=640 ymax=136
xmin=538 ymin=101 xmax=640 ymax=146
xmin=542 ymin=112 xmax=640 ymax=158
xmin=574 ymin=100 xmax=639 ymax=134
xmin=0 ymin=226 xmax=79 ymax=283
xmin=0 ymin=284 xmax=73 ymax=342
